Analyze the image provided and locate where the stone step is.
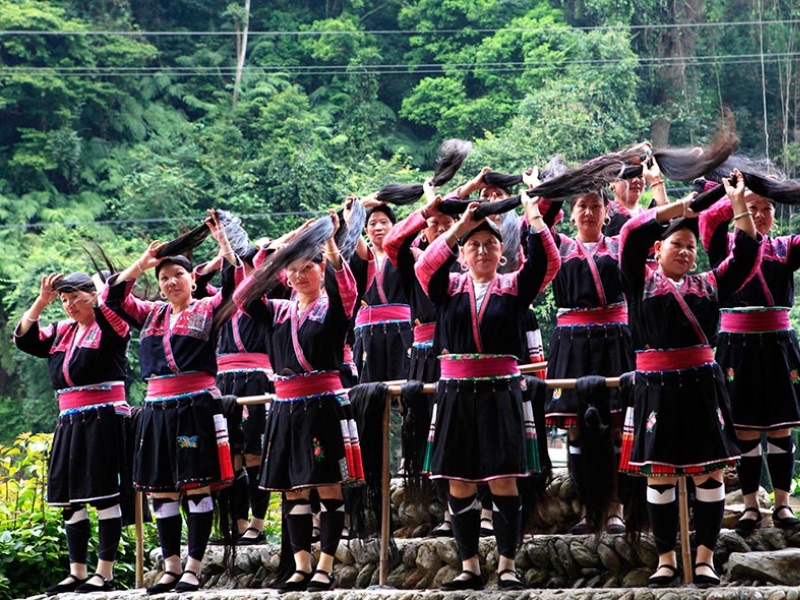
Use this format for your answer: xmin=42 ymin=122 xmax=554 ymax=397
xmin=23 ymin=585 xmax=800 ymax=600
xmin=137 ymin=527 xmax=800 ymax=592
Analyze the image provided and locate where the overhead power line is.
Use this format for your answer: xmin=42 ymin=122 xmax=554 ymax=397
xmin=2 ymin=50 xmax=799 ymax=78
xmin=1 ymin=18 xmax=800 ymax=37
xmin=0 ymin=211 xmax=319 ymax=231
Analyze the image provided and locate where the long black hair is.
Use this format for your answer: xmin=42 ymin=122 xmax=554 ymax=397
xmin=375 ymin=139 xmax=472 ymax=205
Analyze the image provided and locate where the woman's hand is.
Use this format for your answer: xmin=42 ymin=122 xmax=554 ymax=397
xmin=423 ymin=178 xmax=436 ymax=203
xmin=343 ymin=195 xmax=357 ymax=225
xmin=642 ymin=156 xmax=663 ymax=185
xmin=421 ymin=192 xmax=443 ymax=219
xmin=329 ymin=209 xmax=341 ymax=236
xmin=522 ymin=166 xmax=539 ymax=189
xmin=361 ymin=193 xmax=383 ymax=209
xmin=722 ymin=168 xmax=746 ymax=204
xmin=39 ymin=273 xmax=62 ymax=305
xmin=138 ymin=240 xmax=165 ymax=271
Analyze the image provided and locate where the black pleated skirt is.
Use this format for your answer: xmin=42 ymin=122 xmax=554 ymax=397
xmin=716 ymin=329 xmax=800 ymax=430
xmin=48 ymin=404 xmax=132 ymax=506
xmin=545 ymin=322 xmax=634 ymax=427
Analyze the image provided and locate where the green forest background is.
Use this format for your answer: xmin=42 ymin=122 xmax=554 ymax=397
xmin=2 ymin=0 xmax=800 ymax=440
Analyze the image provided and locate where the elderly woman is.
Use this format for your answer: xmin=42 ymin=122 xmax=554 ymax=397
xmin=700 ymin=176 xmax=800 ymax=534
xmin=101 ymin=211 xmax=240 ymax=595
xmin=15 ymin=272 xmax=131 ymax=595
xmin=415 ymin=192 xmax=560 ymax=591
xmin=234 ymin=212 xmax=363 ymax=593
xmin=619 ymin=171 xmax=761 ymax=588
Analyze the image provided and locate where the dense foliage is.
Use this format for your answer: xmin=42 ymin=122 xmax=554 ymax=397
xmin=1 ymin=0 xmax=800 ymax=439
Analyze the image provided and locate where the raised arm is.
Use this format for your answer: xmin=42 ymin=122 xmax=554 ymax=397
xmin=15 ymin=273 xmax=60 ymax=338
xmin=712 ymin=171 xmax=762 ymax=300
xmin=514 ymin=190 xmax=561 ymax=306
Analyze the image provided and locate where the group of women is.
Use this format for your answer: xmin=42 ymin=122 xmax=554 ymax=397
xmin=17 ymin=149 xmax=800 ymax=595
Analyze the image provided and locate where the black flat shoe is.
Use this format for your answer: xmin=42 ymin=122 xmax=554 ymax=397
xmin=76 ymin=573 xmax=115 ymax=593
xmin=569 ymin=517 xmax=590 ymax=535
xmin=497 ymin=569 xmax=527 ymax=590
xmin=46 ymin=574 xmax=88 ymax=596
xmin=772 ymin=504 xmax=800 ymax=530
xmin=693 ymin=561 xmax=720 ymax=588
xmin=307 ymin=569 xmax=335 ymax=592
xmin=278 ymin=570 xmax=312 ymax=593
xmin=647 ymin=563 xmax=680 ymax=588
xmin=735 ymin=506 xmax=763 ymax=536
xmin=237 ymin=526 xmax=266 ymax=545
xmin=427 ymin=521 xmax=453 ymax=538
xmin=174 ymin=569 xmax=201 ymax=594
xmin=440 ymin=570 xmax=484 ymax=591
xmin=606 ymin=515 xmax=626 ymax=535
xmin=145 ymin=571 xmax=181 ymax=595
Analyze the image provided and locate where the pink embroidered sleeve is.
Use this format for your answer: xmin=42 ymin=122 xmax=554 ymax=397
xmin=698 ymin=197 xmax=733 ymax=252
xmin=333 ymin=261 xmax=358 ymax=319
xmin=415 ymin=235 xmax=457 ymax=297
xmin=100 ymin=276 xmax=156 ymax=328
xmin=384 ymin=210 xmax=427 ymax=267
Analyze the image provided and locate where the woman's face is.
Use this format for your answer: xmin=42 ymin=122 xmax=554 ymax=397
xmin=60 ymin=291 xmax=96 ymax=325
xmin=571 ymin=193 xmax=607 ymax=241
xmin=461 ymin=231 xmax=503 ymax=280
xmin=424 ymin=213 xmax=455 ymax=244
xmin=286 ymin=259 xmax=323 ymax=296
xmin=746 ymin=194 xmax=774 ymax=236
xmin=655 ymin=229 xmax=697 ymax=281
xmin=366 ymin=212 xmax=393 ymax=249
xmin=158 ymin=263 xmax=194 ymax=307
xmin=611 ymin=177 xmax=643 ymax=207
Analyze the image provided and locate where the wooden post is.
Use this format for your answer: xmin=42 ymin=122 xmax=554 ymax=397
xmin=135 ymin=491 xmax=144 ymax=588
xmin=379 ymin=391 xmax=392 ymax=586
xmin=677 ymin=477 xmax=693 ymax=584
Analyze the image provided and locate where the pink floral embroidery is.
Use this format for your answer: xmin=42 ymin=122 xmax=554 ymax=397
xmin=791 ymin=370 xmax=799 ymax=384
xmin=717 ymin=408 xmax=725 ymax=430
xmin=312 ymin=437 xmax=325 ymax=461
xmin=726 ymin=368 xmax=735 ymax=382
xmin=646 ymin=411 xmax=657 ymax=433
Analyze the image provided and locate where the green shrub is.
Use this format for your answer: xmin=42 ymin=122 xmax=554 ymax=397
xmin=0 ymin=432 xmax=160 ymax=598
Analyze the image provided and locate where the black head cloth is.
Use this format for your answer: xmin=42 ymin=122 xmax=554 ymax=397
xmin=460 ymin=218 xmax=503 ymax=245
xmin=660 ymin=217 xmax=700 ymax=241
xmin=54 ymin=272 xmax=96 ymax=293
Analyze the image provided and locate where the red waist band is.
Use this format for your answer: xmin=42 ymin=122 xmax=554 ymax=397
xmin=440 ymin=354 xmax=520 ymax=379
xmin=146 ymin=372 xmax=217 ymax=399
xmin=58 ymin=382 xmax=126 ymax=412
xmin=636 ymin=346 xmax=715 ymax=371
xmin=413 ymin=322 xmax=436 ymax=344
xmin=355 ymin=304 xmax=411 ymax=327
xmin=217 ymin=352 xmax=273 ymax=372
xmin=557 ymin=305 xmax=628 ymax=326
xmin=274 ymin=371 xmax=343 ymax=400
xmin=720 ymin=308 xmax=791 ymax=333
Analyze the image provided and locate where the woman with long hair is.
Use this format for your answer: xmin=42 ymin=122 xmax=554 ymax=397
xmin=102 ymin=211 xmax=240 ymax=594
xmin=15 ymin=272 xmax=131 ymax=595
xmin=415 ymin=192 xmax=560 ymax=590
xmin=619 ymin=171 xmax=761 ymax=588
